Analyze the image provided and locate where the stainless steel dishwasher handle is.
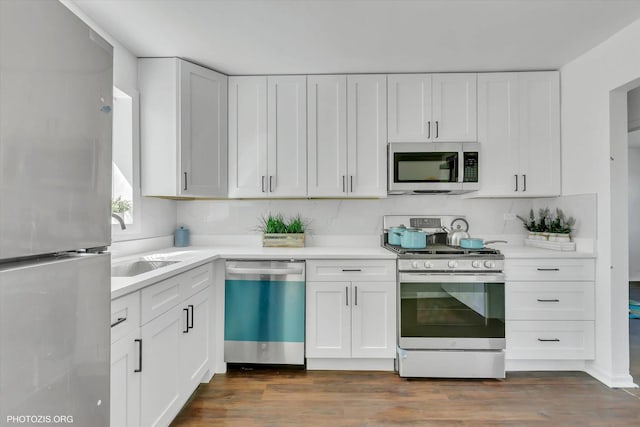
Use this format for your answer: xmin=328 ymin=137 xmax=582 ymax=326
xmin=226 ymin=267 xmax=304 ymax=275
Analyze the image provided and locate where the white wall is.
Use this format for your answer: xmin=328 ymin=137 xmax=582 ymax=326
xmin=629 ymin=146 xmax=640 ymax=281
xmin=560 ymin=17 xmax=640 ymax=387
xmin=177 ymin=196 xmax=533 ymax=239
xmin=61 ymin=1 xmax=176 ymax=242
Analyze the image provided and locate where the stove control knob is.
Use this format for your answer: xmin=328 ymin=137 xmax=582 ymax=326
xmin=447 ymin=260 xmax=458 ymax=268
xmin=472 ymin=260 xmax=482 ymax=269
xmin=411 ymin=261 xmax=420 ymax=269
xmin=424 ymin=261 xmax=433 ymax=269
xmin=484 ymin=261 xmax=495 ymax=269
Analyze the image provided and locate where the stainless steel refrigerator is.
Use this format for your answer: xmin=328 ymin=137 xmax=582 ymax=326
xmin=0 ymin=1 xmax=113 ymax=425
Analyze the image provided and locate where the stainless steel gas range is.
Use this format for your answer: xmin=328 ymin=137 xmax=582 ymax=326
xmin=383 ymin=215 xmax=506 ymax=379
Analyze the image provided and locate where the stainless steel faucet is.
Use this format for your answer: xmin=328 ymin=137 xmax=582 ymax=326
xmin=111 ymin=213 xmax=126 ymax=230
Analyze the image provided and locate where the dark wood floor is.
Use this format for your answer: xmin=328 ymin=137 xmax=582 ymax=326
xmin=172 ymin=369 xmax=640 ymax=426
xmin=172 ymin=285 xmax=640 ymax=426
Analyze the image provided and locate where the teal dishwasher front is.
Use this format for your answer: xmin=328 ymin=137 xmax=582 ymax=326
xmin=224 ymin=260 xmax=305 ymax=365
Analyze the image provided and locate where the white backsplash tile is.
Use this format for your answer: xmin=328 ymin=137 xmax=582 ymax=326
xmin=177 ymin=196 xmax=534 ymax=238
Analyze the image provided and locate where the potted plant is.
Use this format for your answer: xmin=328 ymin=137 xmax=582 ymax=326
xmin=517 ymin=208 xmax=575 ymax=242
xmin=260 ymin=213 xmax=307 ymax=247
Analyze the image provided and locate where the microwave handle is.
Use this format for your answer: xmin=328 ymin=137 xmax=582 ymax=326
xmin=457 ymin=151 xmax=463 ymax=183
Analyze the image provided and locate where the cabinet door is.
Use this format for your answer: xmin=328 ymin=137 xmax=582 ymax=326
xmin=432 ymin=73 xmax=477 ymax=142
xmin=228 ymin=76 xmax=268 ymax=198
xmin=140 ymin=306 xmax=184 ymax=427
xmin=387 ymin=74 xmax=432 ymax=142
xmin=267 ymin=76 xmax=307 ymax=197
xmin=347 ymin=75 xmax=387 ymax=197
xmin=110 ymin=329 xmax=141 ymax=427
xmin=306 ymin=281 xmax=351 ymax=358
xmin=307 ymin=75 xmax=348 ymax=197
xmin=518 ymin=71 xmax=560 ymax=196
xmin=181 ymin=289 xmax=210 ymax=396
xmin=351 ymin=282 xmax=396 ymax=358
xmin=179 ymin=61 xmax=228 ymax=197
xmin=477 ymin=73 xmax=520 ymax=195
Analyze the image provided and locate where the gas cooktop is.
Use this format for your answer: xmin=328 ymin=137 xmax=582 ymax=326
xmin=383 ymin=243 xmax=501 ymax=257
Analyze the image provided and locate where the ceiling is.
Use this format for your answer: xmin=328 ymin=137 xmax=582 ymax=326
xmin=72 ymin=0 xmax=640 ymax=75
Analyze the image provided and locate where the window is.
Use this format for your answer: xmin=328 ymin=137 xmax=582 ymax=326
xmin=112 ymin=86 xmax=141 ymax=235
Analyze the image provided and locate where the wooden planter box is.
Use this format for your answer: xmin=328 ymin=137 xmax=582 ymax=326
xmin=262 ymin=233 xmax=305 ymax=248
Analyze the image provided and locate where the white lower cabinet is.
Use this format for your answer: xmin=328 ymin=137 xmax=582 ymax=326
xmin=505 ymin=258 xmax=595 ymax=365
xmin=305 ymin=260 xmax=396 ymax=367
xmin=110 ymin=328 xmax=141 ymax=427
xmin=110 ymin=263 xmax=213 ymax=427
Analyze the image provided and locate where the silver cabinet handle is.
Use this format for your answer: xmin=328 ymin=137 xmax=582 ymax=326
xmin=269 ymin=176 xmax=274 ymax=192
xmin=537 ymin=338 xmax=560 ymax=342
xmin=537 ymin=268 xmax=560 ymax=271
xmin=435 ymin=121 xmax=439 ymax=138
xmin=427 ymin=121 xmax=431 ymax=139
xmin=184 ymin=172 xmax=188 ymax=191
xmin=514 ymin=174 xmax=518 ymax=192
xmin=342 ymin=175 xmax=346 ymax=193
xmin=110 ymin=317 xmax=126 ymax=328
xmin=355 ymin=286 xmax=358 ymax=306
xmin=350 ymin=175 xmax=354 ymax=192
xmin=134 ymin=339 xmax=142 ymax=373
xmin=537 ymin=298 xmax=560 ymax=302
xmin=522 ymin=174 xmax=527 ymax=191
xmin=261 ymin=176 xmax=266 ymax=193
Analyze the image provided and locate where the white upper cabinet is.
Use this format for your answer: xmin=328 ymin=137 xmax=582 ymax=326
xmin=388 ymin=74 xmax=432 ymax=142
xmin=477 ymin=71 xmax=560 ymax=197
xmin=307 ymin=75 xmax=348 ymax=197
xmin=308 ymin=75 xmax=387 ymax=198
xmin=388 ymin=73 xmax=476 ymax=143
xmin=139 ymin=58 xmax=227 ymax=198
xmin=347 ymin=75 xmax=387 ymax=197
xmin=228 ymin=76 xmax=306 ymax=198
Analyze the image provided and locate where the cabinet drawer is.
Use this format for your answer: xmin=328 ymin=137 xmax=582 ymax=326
xmin=506 ymin=282 xmax=594 ymax=321
xmin=307 ymin=260 xmax=396 ymax=282
xmin=179 ymin=263 xmax=212 ymax=300
xmin=505 ymin=259 xmax=594 ymax=281
xmin=141 ymin=274 xmax=182 ymax=325
xmin=506 ymin=321 xmax=594 ymax=360
xmin=111 ymin=291 xmax=140 ymax=344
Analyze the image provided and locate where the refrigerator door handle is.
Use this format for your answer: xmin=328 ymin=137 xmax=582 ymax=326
xmin=134 ymin=339 xmax=142 ymax=373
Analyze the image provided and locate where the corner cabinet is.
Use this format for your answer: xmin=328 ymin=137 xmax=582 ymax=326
xmin=305 ymin=260 xmax=396 ymax=370
xmin=307 ymin=75 xmax=387 ymax=197
xmin=477 ymin=71 xmax=560 ymax=197
xmin=139 ymin=58 xmax=227 ymax=198
xmin=228 ymin=75 xmax=307 ymax=198
xmin=387 ymin=73 xmax=477 ymax=142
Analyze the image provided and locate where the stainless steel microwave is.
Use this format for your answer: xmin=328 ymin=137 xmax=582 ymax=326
xmin=388 ymin=143 xmax=480 ymax=194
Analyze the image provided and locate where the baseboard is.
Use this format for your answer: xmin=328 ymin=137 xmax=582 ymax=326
xmin=506 ymin=359 xmax=586 ymax=371
xmin=306 ymin=358 xmax=395 ymax=371
xmin=585 ymin=363 xmax=638 ymax=388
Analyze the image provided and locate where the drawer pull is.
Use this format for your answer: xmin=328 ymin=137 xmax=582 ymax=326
xmin=537 ymin=299 xmax=560 ymax=302
xmin=536 ymin=268 xmax=560 ymax=271
xmin=342 ymin=269 xmax=362 ymax=272
xmin=110 ymin=317 xmax=126 ymax=328
xmin=537 ymin=338 xmax=560 ymax=342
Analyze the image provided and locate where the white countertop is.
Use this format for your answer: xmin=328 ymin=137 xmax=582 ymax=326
xmin=110 ymin=240 xmax=596 ymax=299
xmin=110 ymin=245 xmax=396 ymax=299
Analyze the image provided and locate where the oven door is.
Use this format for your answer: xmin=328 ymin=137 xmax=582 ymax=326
xmin=398 ymin=272 xmax=505 ymax=350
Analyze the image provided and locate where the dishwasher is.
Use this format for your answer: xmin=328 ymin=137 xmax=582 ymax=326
xmin=224 ymin=260 xmax=305 ymax=365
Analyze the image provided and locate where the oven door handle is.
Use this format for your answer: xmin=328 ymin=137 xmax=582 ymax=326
xmin=399 ymin=273 xmax=506 ymax=283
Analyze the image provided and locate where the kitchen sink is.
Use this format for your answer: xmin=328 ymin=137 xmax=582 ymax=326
xmin=111 ymin=260 xmax=179 ymax=277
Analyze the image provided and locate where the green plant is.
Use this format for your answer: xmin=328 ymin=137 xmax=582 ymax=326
xmin=260 ymin=213 xmax=307 ymax=234
xmin=111 ymin=196 xmax=132 ymax=214
xmin=517 ymin=208 xmax=575 ymax=234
